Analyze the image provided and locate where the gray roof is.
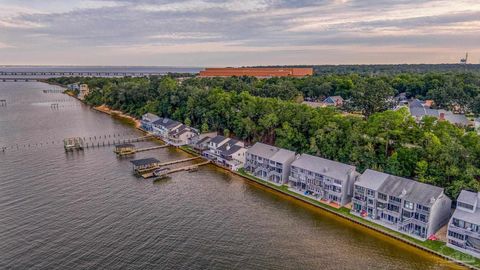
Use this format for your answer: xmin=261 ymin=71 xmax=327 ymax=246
xmin=247 ymin=142 xmax=295 ymax=163
xmin=355 ymin=169 xmax=390 ymax=190
xmin=221 ymin=145 xmax=244 ymax=158
xmin=291 ymin=154 xmax=356 ymax=182
xmin=153 ymin=118 xmax=182 ymax=129
xmin=210 ymin=135 xmax=228 ymax=145
xmin=143 ymin=113 xmax=160 ymax=122
xmin=443 ymin=112 xmax=469 ymax=126
xmin=377 ymin=174 xmax=445 ymax=206
xmin=196 ymin=136 xmax=211 ymax=145
xmin=457 ymin=190 xmax=478 ymax=205
xmin=130 ymin=158 xmax=160 ymax=166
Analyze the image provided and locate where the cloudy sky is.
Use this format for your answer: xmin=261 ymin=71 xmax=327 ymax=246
xmin=0 ymin=0 xmax=479 ymax=66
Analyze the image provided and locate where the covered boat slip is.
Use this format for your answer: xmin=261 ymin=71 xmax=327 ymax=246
xmin=130 ymin=158 xmax=161 ymax=174
xmin=114 ymin=143 xmax=136 ymax=155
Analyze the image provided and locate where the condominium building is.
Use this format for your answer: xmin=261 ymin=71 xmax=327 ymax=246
xmin=351 ymin=169 xmax=452 ymax=240
xmin=447 ymin=190 xmax=480 ymax=258
xmin=288 ymin=154 xmax=358 ymax=206
xmin=244 ymin=142 xmax=296 ymax=185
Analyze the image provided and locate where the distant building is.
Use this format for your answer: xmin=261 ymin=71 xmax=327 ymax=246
xmin=474 ymin=118 xmax=480 ymax=134
xmin=203 ymin=135 xmax=246 ymax=171
xmin=351 ymin=169 xmax=452 ymax=240
xmin=78 ymin=84 xmax=90 ymax=100
xmin=141 ymin=113 xmax=160 ymax=132
xmin=288 ymin=154 xmax=358 ymax=207
xmin=244 ymin=142 xmax=296 ymax=185
xmin=323 ymin=96 xmax=344 ymax=107
xmin=447 ymin=190 xmax=480 ymax=258
xmin=198 ymin=67 xmax=313 ymax=78
xmin=67 ymin=83 xmax=79 ymax=91
xmin=406 ymin=99 xmax=469 ymax=127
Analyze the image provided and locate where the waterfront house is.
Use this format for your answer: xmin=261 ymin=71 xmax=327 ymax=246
xmin=244 ymin=142 xmax=296 ymax=185
xmin=323 ymin=96 xmax=344 ymax=107
xmin=288 ymin=154 xmax=358 ymax=207
xmin=165 ymin=124 xmax=199 ymax=146
xmin=351 ymin=169 xmax=452 ymax=240
xmin=215 ymin=141 xmax=247 ymax=171
xmin=447 ymin=190 xmax=480 ymax=258
xmin=152 ymin=118 xmax=183 ymax=138
xmin=141 ymin=113 xmax=160 ymax=132
xmin=192 ymin=136 xmax=212 ymax=152
xmin=203 ymin=135 xmax=246 ymax=170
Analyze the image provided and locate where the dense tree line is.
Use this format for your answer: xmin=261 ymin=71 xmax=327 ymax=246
xmin=48 ymin=75 xmax=480 ymax=199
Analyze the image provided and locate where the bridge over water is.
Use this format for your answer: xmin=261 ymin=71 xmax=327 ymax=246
xmin=0 ymin=71 xmax=167 ymax=81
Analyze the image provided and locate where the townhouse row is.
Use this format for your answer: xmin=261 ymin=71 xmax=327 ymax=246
xmin=243 ymin=142 xmax=480 ymax=258
xmin=141 ymin=113 xmax=480 ymax=258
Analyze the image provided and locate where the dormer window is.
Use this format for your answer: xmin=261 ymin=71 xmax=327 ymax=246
xmin=457 ymin=201 xmax=475 ymax=211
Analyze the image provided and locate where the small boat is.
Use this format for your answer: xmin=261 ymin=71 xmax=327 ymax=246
xmin=153 ymin=168 xmax=170 ymax=177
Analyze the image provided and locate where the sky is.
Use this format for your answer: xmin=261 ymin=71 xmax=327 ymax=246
xmin=0 ymin=0 xmax=479 ymax=66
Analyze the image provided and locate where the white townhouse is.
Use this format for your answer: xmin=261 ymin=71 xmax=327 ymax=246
xmin=244 ymin=142 xmax=296 ymax=185
xmin=288 ymin=154 xmax=358 ymax=207
xmin=351 ymin=169 xmax=452 ymax=241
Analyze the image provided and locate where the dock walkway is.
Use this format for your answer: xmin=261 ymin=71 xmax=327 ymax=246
xmin=140 ymin=157 xmax=205 ymax=179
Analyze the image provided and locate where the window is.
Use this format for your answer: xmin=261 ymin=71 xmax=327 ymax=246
xmin=366 ymin=189 xmax=375 ymax=197
xmin=387 ymin=204 xmax=400 ymax=212
xmin=458 ymin=202 xmax=474 ymax=211
xmin=334 ymin=179 xmax=342 ymax=185
xmin=378 ymin=193 xmax=387 ymax=201
xmin=448 ymin=230 xmax=465 ymax=240
xmin=389 ymin=196 xmax=401 ymax=203
xmin=404 ymin=201 xmax=414 ymax=210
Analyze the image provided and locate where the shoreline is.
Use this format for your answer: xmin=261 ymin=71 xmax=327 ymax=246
xmin=92 ymin=105 xmax=142 ymax=129
xmin=61 ymin=87 xmax=478 ymax=269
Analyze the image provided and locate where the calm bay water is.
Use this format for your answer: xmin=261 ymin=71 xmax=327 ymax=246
xmin=0 ymin=82 xmax=464 ymax=269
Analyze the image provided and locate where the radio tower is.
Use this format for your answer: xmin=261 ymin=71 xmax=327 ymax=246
xmin=460 ymin=52 xmax=468 ymax=64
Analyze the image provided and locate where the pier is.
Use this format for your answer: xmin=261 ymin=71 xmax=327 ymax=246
xmin=43 ymin=89 xmax=65 ymax=93
xmin=114 ymin=143 xmax=170 ymax=156
xmin=1 ymin=133 xmax=153 ymax=153
xmin=64 ymin=137 xmax=85 ymax=151
xmin=143 ymin=160 xmax=210 ymax=179
xmin=134 ymin=156 xmax=203 ymax=178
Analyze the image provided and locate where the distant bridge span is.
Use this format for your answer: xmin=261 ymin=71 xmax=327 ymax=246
xmin=0 ymin=71 xmax=166 ymax=81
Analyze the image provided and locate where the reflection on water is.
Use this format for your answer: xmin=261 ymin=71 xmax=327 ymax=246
xmin=0 ymin=82 xmax=464 ymax=269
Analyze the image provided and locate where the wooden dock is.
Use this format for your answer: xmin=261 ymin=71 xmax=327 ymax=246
xmin=136 ymin=145 xmax=169 ymax=153
xmin=140 ymin=157 xmax=205 ymax=179
xmin=147 ymin=161 xmax=211 ymax=180
xmin=115 ymin=144 xmax=169 ymax=156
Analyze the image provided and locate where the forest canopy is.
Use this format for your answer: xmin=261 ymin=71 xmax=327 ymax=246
xmin=49 ymin=72 xmax=480 ymax=199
